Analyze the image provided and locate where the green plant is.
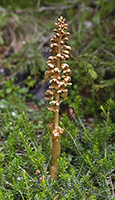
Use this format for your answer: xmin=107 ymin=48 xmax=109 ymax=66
xmin=1 ymin=1 xmax=115 ymax=199
xmin=0 ymin=77 xmax=28 ymax=112
xmin=0 ymin=93 xmax=115 ymax=199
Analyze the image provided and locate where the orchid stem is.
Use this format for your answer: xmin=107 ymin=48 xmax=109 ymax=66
xmin=44 ymin=16 xmax=72 ymax=180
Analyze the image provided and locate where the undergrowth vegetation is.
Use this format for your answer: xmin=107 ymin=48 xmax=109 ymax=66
xmin=0 ymin=0 xmax=115 ymax=199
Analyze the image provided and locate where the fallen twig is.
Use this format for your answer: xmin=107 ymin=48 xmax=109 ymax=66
xmin=18 ymin=166 xmax=39 ymax=184
xmin=110 ymin=174 xmax=115 ymax=195
xmin=65 ymin=129 xmax=82 ymax=156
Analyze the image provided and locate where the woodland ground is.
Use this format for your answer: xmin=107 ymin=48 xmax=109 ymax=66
xmin=0 ymin=0 xmax=115 ymax=199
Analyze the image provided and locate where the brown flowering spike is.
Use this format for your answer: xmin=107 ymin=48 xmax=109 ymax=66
xmin=44 ymin=16 xmax=72 ymax=180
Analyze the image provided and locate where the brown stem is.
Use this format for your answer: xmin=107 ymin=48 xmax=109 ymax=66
xmin=54 ymin=33 xmax=61 ymax=128
xmin=45 ymin=16 xmax=71 ymax=180
xmin=54 ymin=93 xmax=59 ymax=128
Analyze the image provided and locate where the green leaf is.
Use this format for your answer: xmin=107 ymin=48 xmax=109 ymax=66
xmin=0 ymin=32 xmax=4 ymax=45
xmin=11 ymin=13 xmax=21 ymax=25
xmin=88 ymin=66 xmax=98 ymax=79
xmin=6 ymin=87 xmax=12 ymax=94
xmin=100 ymin=105 xmax=106 ymax=116
xmin=0 ymin=99 xmax=8 ymax=108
